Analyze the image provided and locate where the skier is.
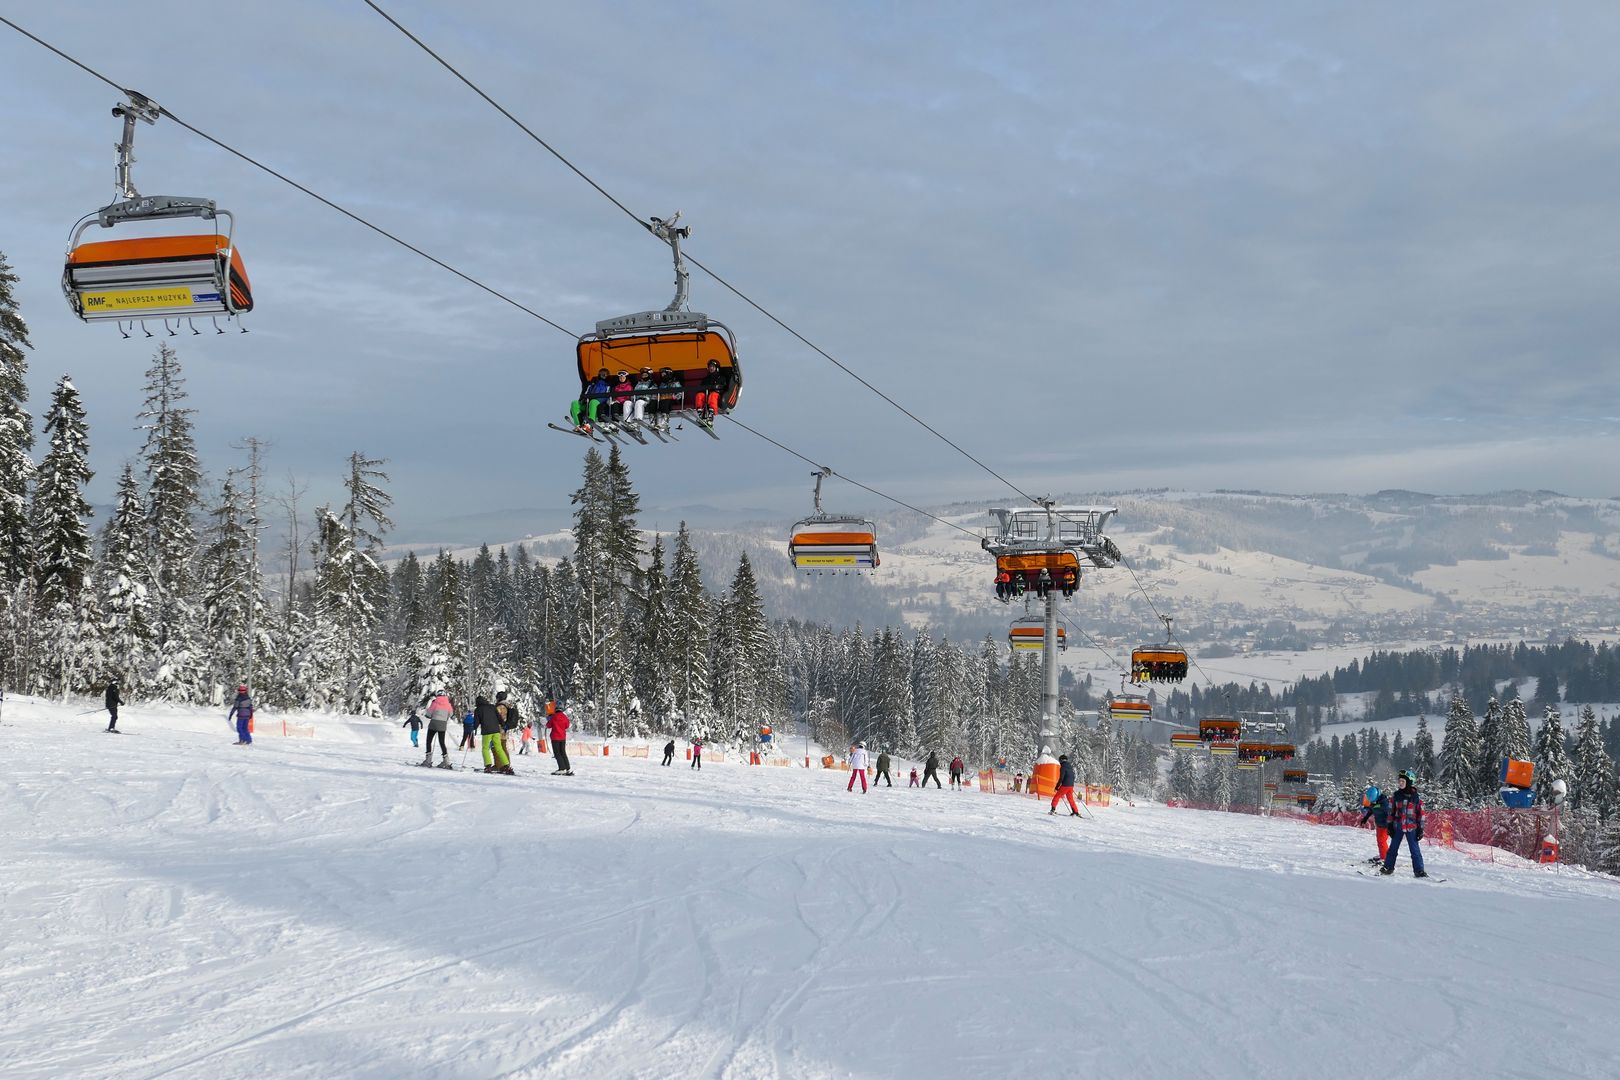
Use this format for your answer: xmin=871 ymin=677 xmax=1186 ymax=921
xmin=460 ymin=710 xmax=478 ymax=750
xmin=1013 ymin=772 xmax=1025 ymax=793
xmin=403 ymin=709 xmax=422 ymax=748
xmin=922 ymin=751 xmax=942 ymax=788
xmin=518 ymin=720 xmax=532 ymax=755
xmin=1050 ymin=754 xmax=1081 ymax=816
xmin=545 ymin=702 xmax=573 ymax=775
xmin=695 ymin=359 xmax=730 ymax=422
xmin=104 ymin=678 xmax=122 ymax=733
xmin=847 ymin=741 xmax=869 ymax=793
xmin=662 ymin=739 xmax=676 ymax=766
xmin=496 ymin=690 xmax=521 ymax=759
xmin=1359 ymin=783 xmax=1391 ymax=864
xmin=227 ymin=685 xmax=254 ymax=746
xmin=629 ymin=367 xmax=654 ymax=424
xmin=421 ymin=690 xmax=453 ymax=767
xmin=874 ymin=750 xmax=893 ymax=787
xmin=949 ymin=755 xmax=965 ymax=788
xmin=909 ymin=767 xmax=920 ymax=788
xmin=1381 ymin=770 xmax=1427 ymax=877
xmin=477 ymin=694 xmax=514 ymax=775
xmin=655 ymin=367 xmax=682 ymax=430
xmin=691 ymin=739 xmax=703 ymax=770
xmin=570 ymin=368 xmax=612 ymax=431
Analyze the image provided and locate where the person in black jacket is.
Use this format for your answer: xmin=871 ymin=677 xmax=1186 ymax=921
xmin=1380 ymin=770 xmax=1426 ymax=877
xmin=104 ymin=679 xmax=122 ymax=732
xmin=695 ymin=360 xmax=730 ymax=422
xmin=1049 ymin=754 xmax=1081 ymax=816
xmin=662 ymin=739 xmax=676 ymax=766
xmin=922 ymin=751 xmax=942 ymax=788
xmin=477 ymin=695 xmax=515 ymax=775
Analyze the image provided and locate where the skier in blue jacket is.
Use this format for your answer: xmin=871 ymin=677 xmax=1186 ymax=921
xmin=227 ymin=685 xmax=254 ymax=745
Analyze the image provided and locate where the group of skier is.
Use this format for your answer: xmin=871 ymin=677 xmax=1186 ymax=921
xmin=102 ymin=678 xmax=256 ymax=745
xmin=1359 ymin=770 xmax=1428 ymax=877
xmin=410 ymin=690 xmax=573 ymax=776
xmin=569 ymin=359 xmax=733 ymax=434
xmin=844 ymin=746 xmax=972 ymax=793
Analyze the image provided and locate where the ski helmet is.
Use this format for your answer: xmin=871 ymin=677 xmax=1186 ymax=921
xmin=1398 ymin=769 xmax=1416 ymax=784
xmin=237 ymin=684 xmax=248 ymax=694
xmin=1364 ymin=785 xmax=1380 ymax=803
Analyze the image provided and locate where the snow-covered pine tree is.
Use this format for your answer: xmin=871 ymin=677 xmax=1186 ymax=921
xmin=1411 ymin=714 xmax=1437 ymax=781
xmin=1500 ymin=696 xmax=1533 ymax=765
xmin=137 ymin=342 xmax=201 ymax=630
xmin=712 ymin=551 xmax=778 ymax=745
xmin=0 ymin=249 xmax=34 ymax=596
xmin=1533 ymin=705 xmax=1571 ymax=806
xmin=29 ymin=375 xmax=93 ymax=610
xmin=1438 ymin=695 xmax=1481 ymax=800
xmin=199 ymin=474 xmax=254 ymax=690
xmin=865 ymin=625 xmax=915 ymax=754
xmin=632 ymin=534 xmax=678 ymax=731
xmin=666 ymin=524 xmax=712 ymax=738
xmin=602 ymin=443 xmax=642 ymax=578
xmin=1476 ymin=697 xmax=1504 ymax=798
xmin=98 ymin=463 xmax=154 ymax=690
xmin=1168 ymin=750 xmax=1199 ymax=802
xmin=309 ymin=506 xmax=381 ymax=714
xmin=1574 ymin=706 xmax=1615 ymax=817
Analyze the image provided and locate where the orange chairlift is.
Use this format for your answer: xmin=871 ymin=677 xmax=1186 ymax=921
xmin=1109 ymin=692 xmax=1152 ymax=723
xmin=1199 ymin=717 xmax=1241 ymax=745
xmin=788 ymin=468 xmax=878 ymax=572
xmin=1008 ymin=615 xmax=1067 ymax=652
xmin=1130 ymin=614 xmax=1189 ymax=684
xmin=561 ymin=213 xmax=740 ymax=446
xmin=1170 ymin=732 xmax=1203 ymax=751
xmin=984 ymin=504 xmax=1119 ymax=602
xmin=64 ymin=93 xmax=252 ymax=337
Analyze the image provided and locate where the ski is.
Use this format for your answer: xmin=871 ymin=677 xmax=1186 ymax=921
xmin=689 ymin=414 xmax=721 ymax=440
xmin=548 ymin=421 xmax=600 ymax=442
xmin=1355 ymin=869 xmax=1444 ymax=882
xmin=615 ymin=420 xmax=650 ymax=445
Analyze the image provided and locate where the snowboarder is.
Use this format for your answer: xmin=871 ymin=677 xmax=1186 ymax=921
xmin=1381 ymin=770 xmax=1426 ymax=877
xmin=1359 ymin=783 xmax=1391 ymax=864
xmin=874 ymin=750 xmax=893 ymax=787
xmin=691 ymin=739 xmax=703 ymax=770
xmin=847 ymin=741 xmax=869 ymax=793
xmin=460 ymin=710 xmax=478 ymax=750
xmin=909 ymin=767 xmax=920 ymax=787
xmin=227 ymin=685 xmax=254 ymax=745
xmin=922 ymin=751 xmax=942 ymax=788
xmin=403 ymin=709 xmax=422 ymax=748
xmin=1050 ymin=754 xmax=1081 ymax=816
xmin=662 ymin=739 xmax=676 ymax=766
xmin=949 ymin=755 xmax=965 ymax=788
xmin=545 ymin=702 xmax=572 ymax=775
xmin=104 ymin=678 xmax=122 ymax=732
xmin=422 ymin=690 xmax=453 ymax=767
xmin=477 ymin=695 xmax=514 ymax=775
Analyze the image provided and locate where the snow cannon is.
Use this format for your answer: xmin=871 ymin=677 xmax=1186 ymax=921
xmin=1539 ymin=835 xmax=1560 ymax=865
xmin=1499 ymin=757 xmax=1536 ymax=808
xmin=1029 ymin=759 xmax=1060 ymax=799
xmin=758 ymin=725 xmax=772 ymax=744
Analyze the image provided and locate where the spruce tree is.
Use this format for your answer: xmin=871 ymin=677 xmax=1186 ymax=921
xmin=99 ymin=464 xmax=154 ymax=690
xmin=1476 ymin=697 xmax=1504 ymax=798
xmin=1438 ymin=695 xmax=1480 ymax=799
xmin=1530 ymin=705 xmax=1568 ymax=806
xmin=0 ymin=249 xmax=34 ymax=592
xmin=1411 ymin=714 xmax=1437 ymax=782
xmin=712 ymin=551 xmax=777 ymax=743
xmin=1500 ymin=697 xmax=1533 ymax=765
xmin=1574 ymin=706 xmax=1614 ymax=816
xmin=666 ymin=524 xmax=712 ymax=736
xmin=29 ymin=375 xmax=94 ymax=609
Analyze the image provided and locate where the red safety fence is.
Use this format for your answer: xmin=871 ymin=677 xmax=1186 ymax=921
xmin=1165 ymin=800 xmax=1560 ymax=863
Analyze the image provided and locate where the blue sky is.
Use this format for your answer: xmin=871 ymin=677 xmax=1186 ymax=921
xmin=3 ymin=2 xmax=1618 ymax=542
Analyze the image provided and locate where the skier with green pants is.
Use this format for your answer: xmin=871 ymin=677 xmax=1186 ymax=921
xmin=476 ymin=695 xmax=514 ymax=775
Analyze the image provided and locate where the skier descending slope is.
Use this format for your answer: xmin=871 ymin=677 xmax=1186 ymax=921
xmin=1381 ymin=770 xmax=1427 ymax=878
xmin=1049 ymin=754 xmax=1080 ymax=817
xmin=922 ymin=751 xmax=942 ymax=788
xmin=403 ymin=709 xmax=422 ymax=749
xmin=420 ymin=691 xmax=453 ymax=768
xmin=476 ymin=695 xmax=514 ymax=775
xmin=103 ymin=679 xmax=122 ymax=733
xmin=227 ymin=685 xmax=254 ymax=746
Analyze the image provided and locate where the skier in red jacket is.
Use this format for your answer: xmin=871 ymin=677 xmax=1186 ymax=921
xmin=545 ymin=703 xmax=573 ymax=776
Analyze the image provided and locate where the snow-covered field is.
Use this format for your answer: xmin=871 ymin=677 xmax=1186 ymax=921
xmin=4 ymin=698 xmax=1619 ymax=1079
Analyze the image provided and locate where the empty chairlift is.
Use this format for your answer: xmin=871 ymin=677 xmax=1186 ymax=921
xmin=788 ymin=468 xmax=878 ymax=572
xmin=1110 ymin=693 xmax=1152 ymax=723
xmin=1008 ymin=617 xmax=1066 ymax=652
xmin=64 ymin=93 xmax=252 ymax=334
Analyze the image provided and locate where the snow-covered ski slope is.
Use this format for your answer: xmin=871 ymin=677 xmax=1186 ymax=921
xmin=3 ymin=699 xmax=1617 ymax=1079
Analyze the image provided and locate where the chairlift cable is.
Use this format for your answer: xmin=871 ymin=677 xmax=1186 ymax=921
xmin=359 ymin=0 xmax=1043 ymax=507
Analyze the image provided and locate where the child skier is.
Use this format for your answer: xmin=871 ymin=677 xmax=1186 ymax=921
xmin=1381 ymin=770 xmax=1427 ymax=877
xmin=1050 ymin=754 xmax=1081 ymax=816
xmin=909 ymin=767 xmax=920 ymax=788
xmin=1359 ymin=784 xmax=1391 ymax=864
xmin=847 ymin=741 xmax=869 ymax=793
xmin=403 ymin=709 xmax=422 ymax=748
xmin=460 ymin=710 xmax=478 ymax=750
xmin=949 ymin=755 xmax=965 ymax=788
xmin=519 ymin=720 xmax=532 ymax=755
xmin=227 ymin=685 xmax=254 ymax=746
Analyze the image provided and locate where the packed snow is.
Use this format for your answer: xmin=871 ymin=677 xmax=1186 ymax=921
xmin=3 ymin=696 xmax=1619 ymax=1079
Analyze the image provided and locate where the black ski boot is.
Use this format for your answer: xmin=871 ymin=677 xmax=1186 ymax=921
xmin=1413 ymin=870 xmax=1428 ymax=878
xmin=1378 ymin=866 xmax=1394 ymax=876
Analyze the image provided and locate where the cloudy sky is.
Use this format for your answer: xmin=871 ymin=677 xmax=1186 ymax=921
xmin=3 ymin=2 xmax=1618 ymax=542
